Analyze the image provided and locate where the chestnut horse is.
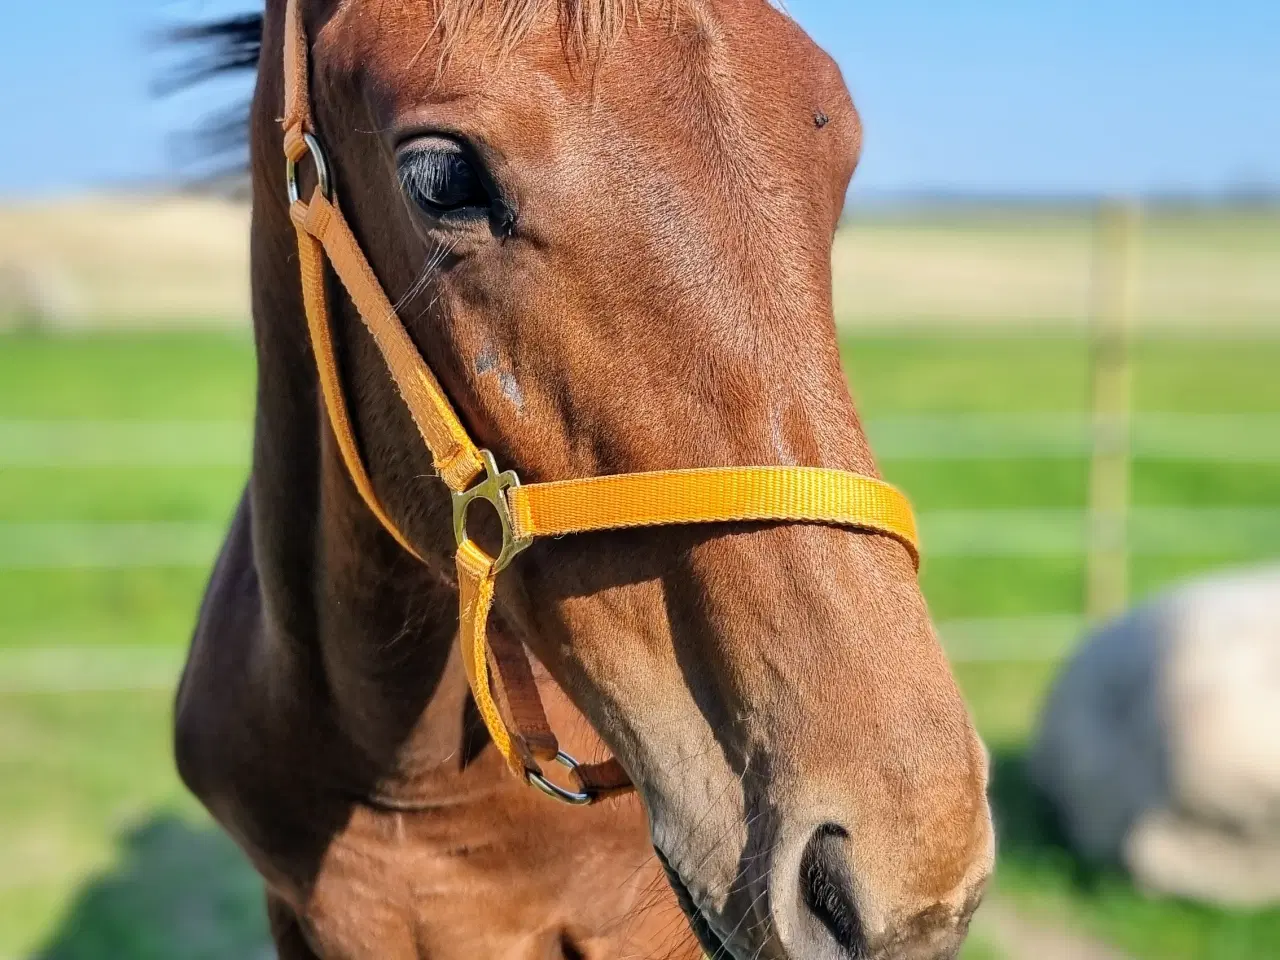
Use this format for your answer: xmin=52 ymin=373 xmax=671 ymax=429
xmin=174 ymin=2 xmax=993 ymax=958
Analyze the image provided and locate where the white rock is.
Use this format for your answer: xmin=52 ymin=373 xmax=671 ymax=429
xmin=1029 ymin=566 xmax=1280 ymax=906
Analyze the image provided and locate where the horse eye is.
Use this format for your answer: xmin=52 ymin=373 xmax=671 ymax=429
xmin=397 ymin=140 xmax=489 ymax=216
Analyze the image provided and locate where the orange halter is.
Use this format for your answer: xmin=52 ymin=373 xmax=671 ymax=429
xmin=280 ymin=0 xmax=919 ymax=805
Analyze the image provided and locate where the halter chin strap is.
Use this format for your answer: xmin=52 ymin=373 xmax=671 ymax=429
xmin=280 ymin=0 xmax=919 ymax=805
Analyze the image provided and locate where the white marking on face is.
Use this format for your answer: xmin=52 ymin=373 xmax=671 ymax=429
xmin=474 ymin=344 xmax=525 ymax=412
xmin=474 ymin=344 xmax=498 ymax=375
xmin=498 ymin=371 xmax=525 ymax=410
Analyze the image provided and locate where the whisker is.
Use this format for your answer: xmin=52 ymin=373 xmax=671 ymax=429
xmin=393 ymin=235 xmax=456 ymax=314
xmin=710 ymin=884 xmax=771 ymax=960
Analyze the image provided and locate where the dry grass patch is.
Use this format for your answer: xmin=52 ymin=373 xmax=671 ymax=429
xmin=0 ymin=195 xmax=249 ymax=328
xmin=834 ymin=209 xmax=1280 ymax=330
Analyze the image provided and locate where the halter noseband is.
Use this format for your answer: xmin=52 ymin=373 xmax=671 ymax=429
xmin=280 ymin=0 xmax=919 ymax=805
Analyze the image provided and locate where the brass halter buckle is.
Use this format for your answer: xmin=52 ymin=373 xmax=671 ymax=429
xmin=452 ymin=450 xmax=533 ymax=573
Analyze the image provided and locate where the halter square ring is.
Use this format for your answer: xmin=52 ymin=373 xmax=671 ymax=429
xmin=452 ymin=450 xmax=534 ymax=573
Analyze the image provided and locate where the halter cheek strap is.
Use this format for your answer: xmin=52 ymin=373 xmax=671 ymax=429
xmin=280 ymin=0 xmax=919 ymax=805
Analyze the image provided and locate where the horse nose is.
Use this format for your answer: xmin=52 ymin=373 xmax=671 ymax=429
xmin=779 ymin=823 xmax=973 ymax=960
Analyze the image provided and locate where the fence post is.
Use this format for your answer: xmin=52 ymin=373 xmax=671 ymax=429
xmin=1086 ymin=201 xmax=1138 ymax=623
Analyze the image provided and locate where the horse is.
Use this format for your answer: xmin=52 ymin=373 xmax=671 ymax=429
xmin=173 ymin=2 xmax=994 ymax=958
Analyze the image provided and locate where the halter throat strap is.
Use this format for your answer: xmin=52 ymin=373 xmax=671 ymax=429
xmin=279 ymin=0 xmax=918 ymax=805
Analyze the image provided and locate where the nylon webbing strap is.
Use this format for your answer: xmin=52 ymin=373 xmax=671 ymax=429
xmin=291 ymin=194 xmax=485 ymax=491
xmin=511 ymin=467 xmax=918 ymax=563
xmin=457 ymin=542 xmax=632 ymax=798
xmin=283 ymin=0 xmax=483 ymax=494
xmin=281 ymin=0 xmax=920 ymax=806
xmin=294 ymin=223 xmax=422 ymax=559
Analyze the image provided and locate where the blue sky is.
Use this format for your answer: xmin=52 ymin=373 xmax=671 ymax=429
xmin=1 ymin=0 xmax=1277 ymax=198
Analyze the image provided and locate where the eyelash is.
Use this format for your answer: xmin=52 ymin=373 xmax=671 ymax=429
xmin=397 ymin=152 xmax=448 ymax=202
xmin=397 ymin=141 xmax=490 ymax=216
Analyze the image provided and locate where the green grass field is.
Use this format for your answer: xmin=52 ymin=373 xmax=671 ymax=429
xmin=3 ymin=327 xmax=1280 ymax=959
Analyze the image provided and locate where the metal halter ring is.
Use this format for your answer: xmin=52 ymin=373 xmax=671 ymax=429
xmin=452 ymin=450 xmax=533 ymax=573
xmin=286 ymin=132 xmax=333 ymax=205
xmin=525 ymin=751 xmax=595 ymax=806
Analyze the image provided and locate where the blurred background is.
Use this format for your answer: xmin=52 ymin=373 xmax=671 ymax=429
xmin=1 ymin=1 xmax=1277 ymax=959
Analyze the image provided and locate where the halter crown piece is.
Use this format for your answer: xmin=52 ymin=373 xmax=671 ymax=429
xmin=280 ymin=0 xmax=920 ymax=805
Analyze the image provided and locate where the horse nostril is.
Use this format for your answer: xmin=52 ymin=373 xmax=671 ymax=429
xmin=557 ymin=930 xmax=587 ymax=960
xmin=800 ymin=823 xmax=867 ymax=956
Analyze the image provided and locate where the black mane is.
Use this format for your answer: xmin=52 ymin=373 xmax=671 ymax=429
xmin=166 ymin=14 xmax=264 ymax=174
xmin=170 ymin=14 xmax=263 ymax=87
